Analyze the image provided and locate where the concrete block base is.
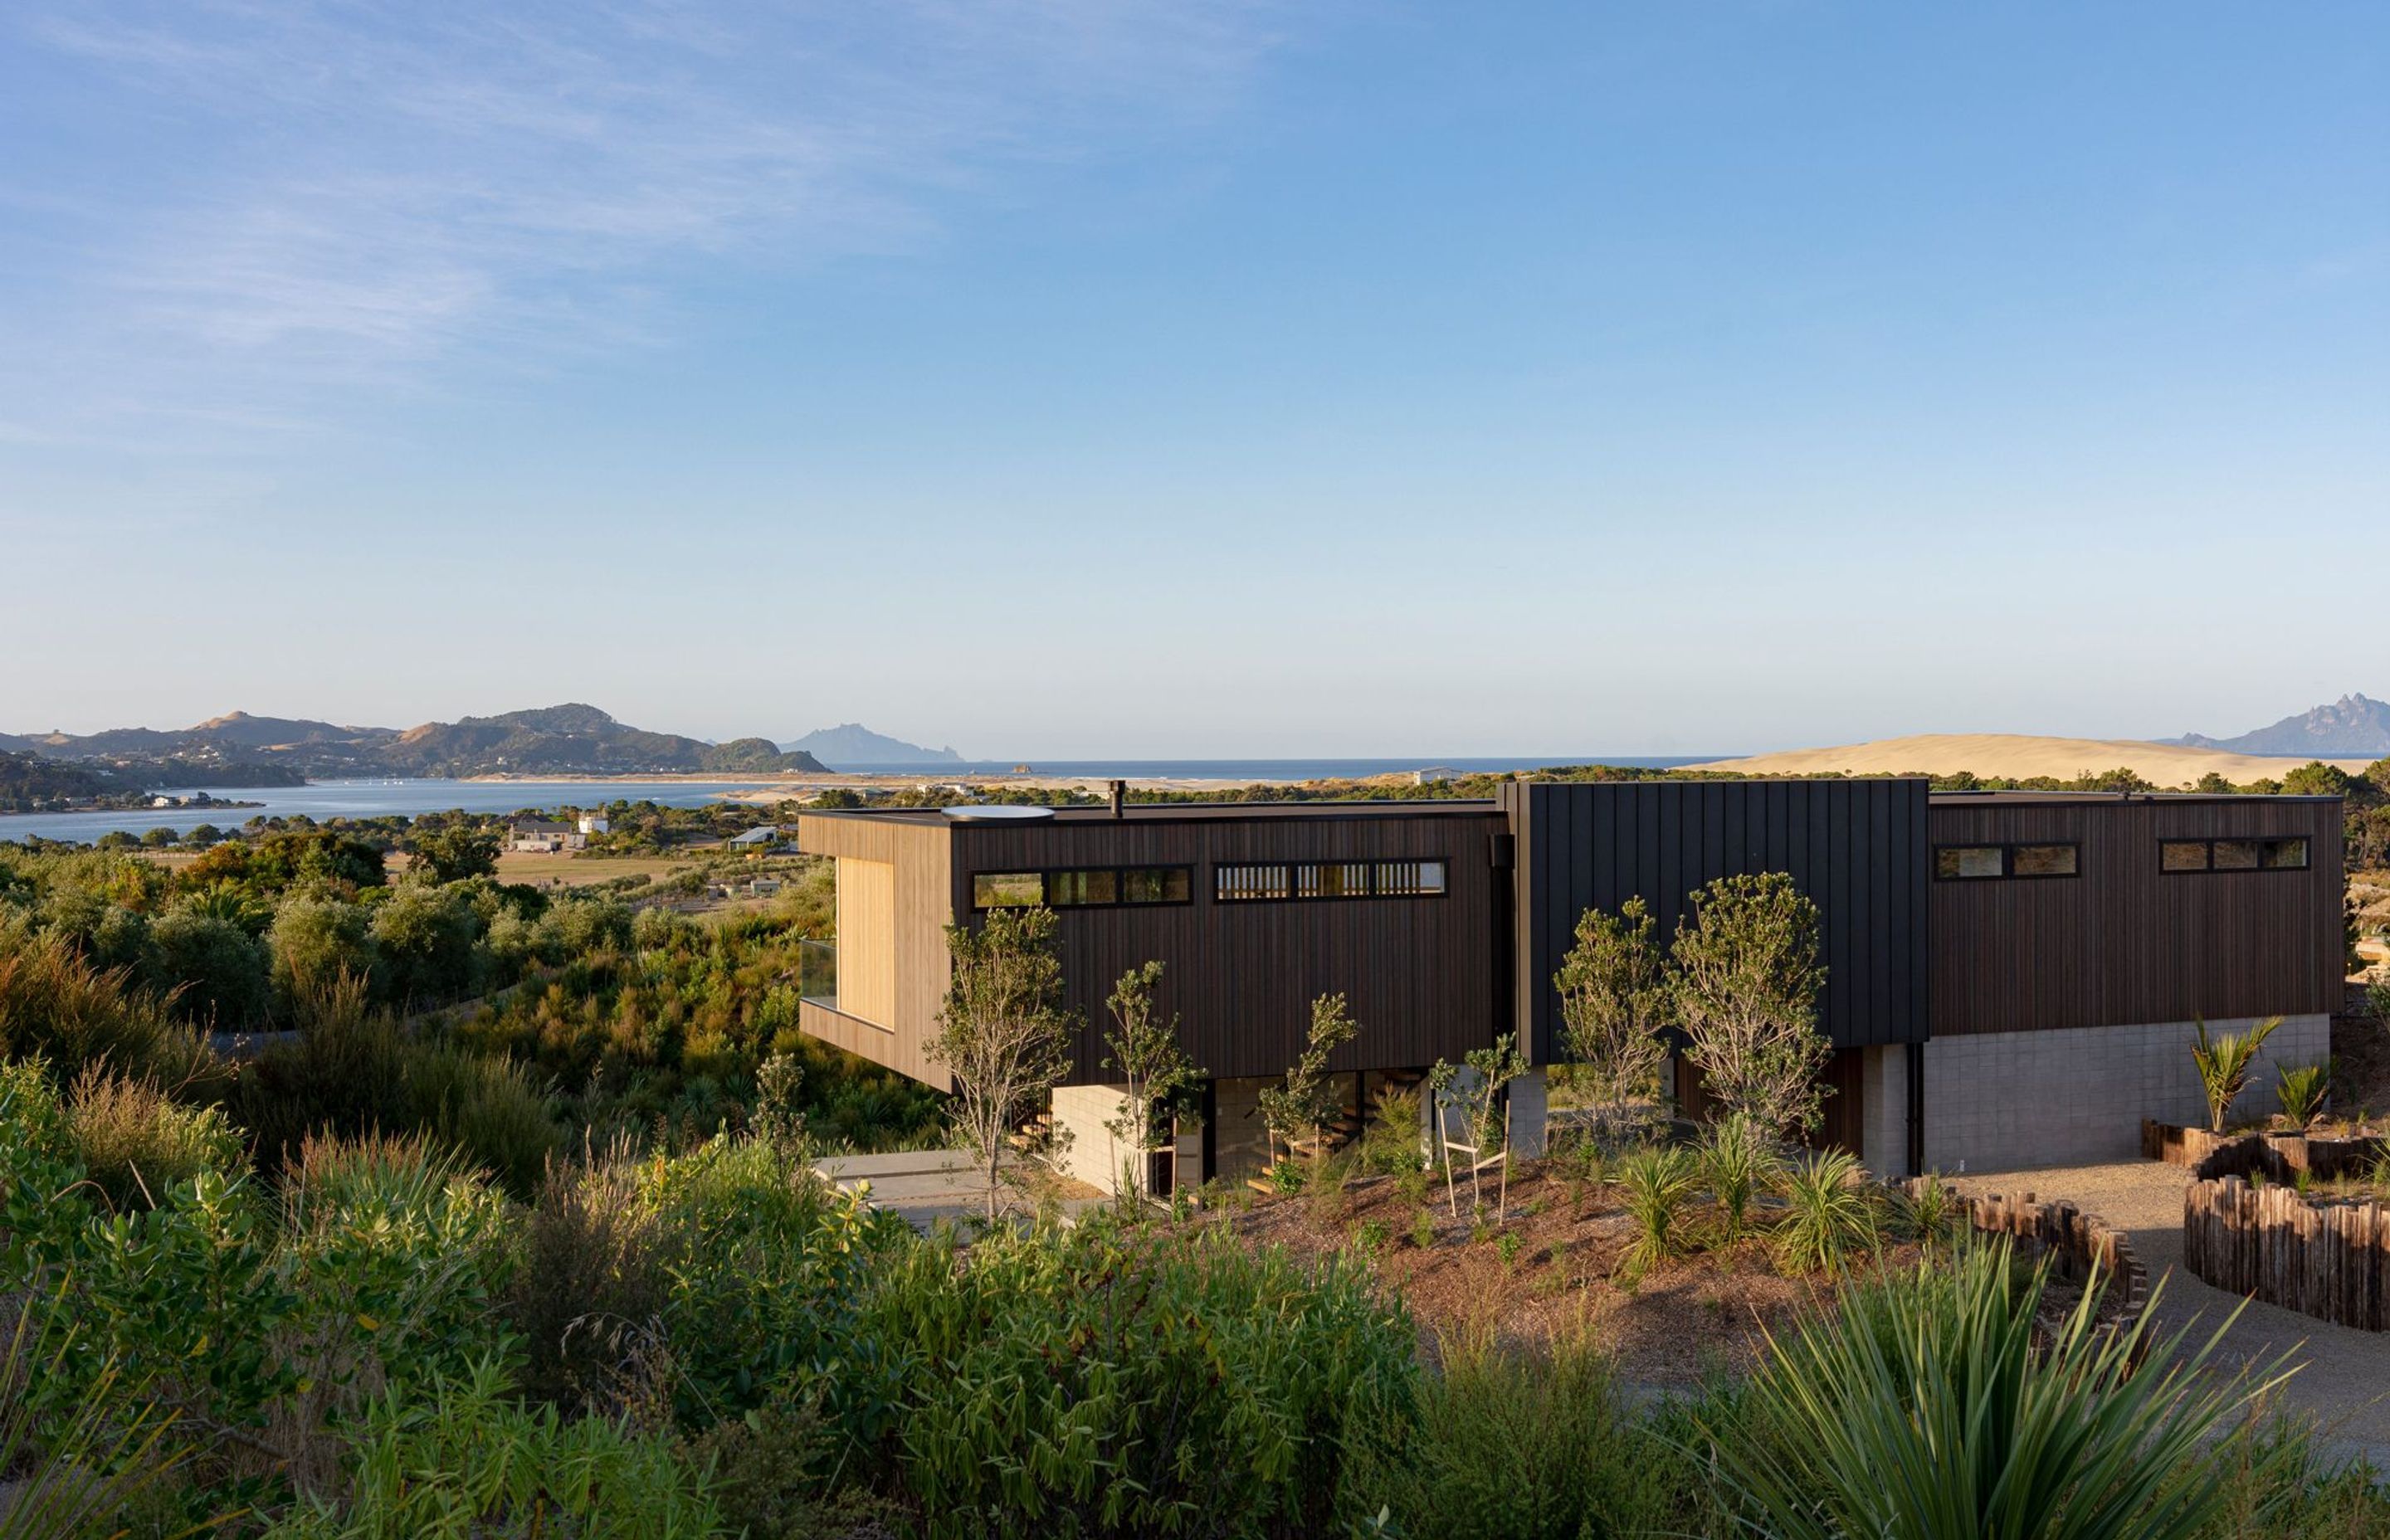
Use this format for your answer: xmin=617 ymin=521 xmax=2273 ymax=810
xmin=1919 ymin=1014 xmax=2330 ymax=1173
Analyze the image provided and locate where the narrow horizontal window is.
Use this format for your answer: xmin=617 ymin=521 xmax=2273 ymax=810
xmin=2009 ymin=844 xmax=2078 ymax=878
xmin=972 ymin=871 xmax=1045 ymax=909
xmin=1295 ymin=862 xmax=1370 ymax=899
xmin=1217 ymin=864 xmax=1291 ymax=902
xmin=1217 ymin=860 xmax=1447 ymax=901
xmin=2161 ymin=837 xmax=2311 ymax=875
xmin=1047 ymin=869 xmax=1117 ymax=907
xmin=1934 ymin=846 xmax=2006 ymax=880
xmin=1121 ymin=866 xmax=1192 ymax=904
xmin=1375 ymin=860 xmax=1448 ymax=895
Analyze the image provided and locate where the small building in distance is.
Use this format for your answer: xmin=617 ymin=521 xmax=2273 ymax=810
xmin=510 ymin=818 xmax=583 ymax=854
xmin=578 ymin=814 xmax=610 ymax=836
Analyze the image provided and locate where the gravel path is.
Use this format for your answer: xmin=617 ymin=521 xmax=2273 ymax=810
xmin=1952 ymin=1160 xmax=2390 ymax=1461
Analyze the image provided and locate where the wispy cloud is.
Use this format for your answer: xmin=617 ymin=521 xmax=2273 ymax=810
xmin=0 ymin=0 xmax=1280 ymax=453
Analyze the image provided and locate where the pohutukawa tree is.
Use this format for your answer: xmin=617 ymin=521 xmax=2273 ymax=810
xmin=1554 ymin=895 xmax=1673 ymax=1148
xmin=1670 ymin=872 xmax=1830 ymax=1143
xmin=1101 ymin=961 xmax=1204 ymax=1202
xmin=929 ymin=906 xmax=1079 ymax=1221
xmin=1257 ymin=993 xmax=1359 ymax=1174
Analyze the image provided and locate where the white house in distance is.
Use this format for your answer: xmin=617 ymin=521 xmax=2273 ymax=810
xmin=510 ymin=818 xmax=584 ymax=853
xmin=578 ymin=814 xmax=610 ymax=836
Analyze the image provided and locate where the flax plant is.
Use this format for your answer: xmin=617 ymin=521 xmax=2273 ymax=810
xmin=1701 ymin=1239 xmax=2290 ymax=1540
xmin=2192 ymin=1016 xmax=2281 ymax=1133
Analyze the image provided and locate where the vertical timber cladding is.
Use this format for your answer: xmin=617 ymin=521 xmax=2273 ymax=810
xmin=832 ymin=857 xmax=897 ymax=1026
xmin=949 ymin=807 xmax=1509 ymax=1082
xmin=1926 ymin=795 xmax=2345 ymax=1036
xmin=791 ymin=812 xmax=954 ymax=1089
xmin=1500 ymin=779 xmax=1931 ymax=1063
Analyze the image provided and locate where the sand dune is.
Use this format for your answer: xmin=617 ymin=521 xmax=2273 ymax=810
xmin=1690 ymin=733 xmax=2373 ymax=787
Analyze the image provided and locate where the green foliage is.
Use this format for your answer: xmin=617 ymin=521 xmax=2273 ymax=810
xmin=933 ymin=905 xmax=1077 ymax=1219
xmin=146 ymin=906 xmax=272 ymax=1029
xmin=1101 ymin=960 xmax=1203 ymax=1200
xmin=1699 ymin=1239 xmax=2289 ymax=1540
xmin=1695 ymin=1112 xmax=1783 ymax=1246
xmin=269 ymin=894 xmax=379 ymax=1003
xmin=368 ymin=881 xmax=486 ymax=1007
xmin=407 ymin=823 xmax=502 ymax=885
xmin=1259 ymin=992 xmax=1362 ymax=1161
xmin=1616 ymin=1143 xmax=1697 ymax=1284
xmin=1896 ymin=1172 xmax=1964 ymax=1250
xmin=1553 ymin=895 xmax=1672 ymax=1146
xmin=261 ymin=1357 xmax=722 ymax=1540
xmin=0 ymin=929 xmax=219 ymax=1092
xmin=61 ymin=1065 xmax=244 ymax=1212
xmin=1671 ymin=872 xmax=1831 ymax=1138
xmin=1775 ymin=1148 xmax=1880 ymax=1274
xmin=1360 ymin=1084 xmax=1425 ymax=1177
xmin=1409 ymin=1206 xmax=1436 ymax=1250
xmin=1344 ymin=1320 xmax=1693 ymax=1539
xmin=0 ymin=1289 xmax=184 ymax=1540
xmin=2276 ymin=1060 xmax=2330 ymax=1128
xmin=868 ymin=1217 xmax=1413 ymax=1538
xmin=2192 ymin=1016 xmax=2282 ymax=1133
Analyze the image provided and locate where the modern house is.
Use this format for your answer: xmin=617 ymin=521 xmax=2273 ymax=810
xmin=794 ymin=779 xmax=2344 ymax=1189
xmin=509 ymin=818 xmax=585 ymax=853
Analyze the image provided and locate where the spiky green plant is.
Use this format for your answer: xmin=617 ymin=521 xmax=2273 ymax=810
xmin=2192 ymin=1016 xmax=2282 ymax=1133
xmin=0 ymin=1287 xmax=182 ymax=1539
xmin=1696 ymin=1113 xmax=1783 ymax=1247
xmin=1774 ymin=1148 xmax=1879 ymax=1274
xmin=2275 ymin=1060 xmax=2330 ymax=1128
xmin=1896 ymin=1172 xmax=1964 ymax=1251
xmin=1698 ymin=1239 xmax=2291 ymax=1540
xmin=1616 ymin=1143 xmax=1698 ymax=1284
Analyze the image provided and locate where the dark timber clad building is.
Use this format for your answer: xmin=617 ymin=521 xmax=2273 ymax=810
xmin=796 ymin=780 xmax=2344 ymax=1187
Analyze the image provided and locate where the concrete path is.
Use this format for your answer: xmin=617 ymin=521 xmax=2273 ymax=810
xmin=1953 ymin=1159 xmax=2390 ymax=1464
xmin=812 ymin=1148 xmax=1106 ymax=1231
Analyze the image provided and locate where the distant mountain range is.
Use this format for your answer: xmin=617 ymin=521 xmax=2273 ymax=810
xmin=6 ymin=705 xmax=828 ymax=780
xmin=783 ymin=723 xmax=963 ymax=768
xmin=2170 ymin=694 xmax=2390 ymax=758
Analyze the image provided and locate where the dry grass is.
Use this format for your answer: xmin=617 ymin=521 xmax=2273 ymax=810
xmin=1690 ymin=733 xmax=2372 ymax=786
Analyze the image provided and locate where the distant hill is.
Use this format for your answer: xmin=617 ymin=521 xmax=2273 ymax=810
xmin=784 ymin=724 xmax=962 ymax=768
xmin=1687 ymin=733 xmax=2375 ymax=786
xmin=2172 ymin=694 xmax=2390 ymax=758
xmin=9 ymin=704 xmax=830 ymax=779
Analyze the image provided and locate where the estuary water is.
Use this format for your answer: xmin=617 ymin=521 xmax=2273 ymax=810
xmin=3 ymin=756 xmax=1729 ymax=845
xmin=2 ymin=779 xmax=783 ymax=846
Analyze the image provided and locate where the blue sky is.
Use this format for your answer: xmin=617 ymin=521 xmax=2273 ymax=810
xmin=2 ymin=2 xmax=2384 ymax=757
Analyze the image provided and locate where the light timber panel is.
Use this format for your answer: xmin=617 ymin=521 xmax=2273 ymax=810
xmin=834 ymin=857 xmax=898 ymax=1028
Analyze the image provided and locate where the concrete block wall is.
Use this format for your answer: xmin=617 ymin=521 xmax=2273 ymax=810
xmin=1920 ymin=1013 xmax=2330 ymax=1173
xmin=1857 ymin=1045 xmax=1911 ymax=1178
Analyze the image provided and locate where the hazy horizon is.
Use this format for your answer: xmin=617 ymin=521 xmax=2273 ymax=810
xmin=4 ymin=5 xmax=2383 ymax=756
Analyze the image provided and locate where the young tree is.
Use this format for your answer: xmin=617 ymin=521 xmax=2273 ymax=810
xmin=1101 ymin=962 xmax=1204 ymax=1204
xmin=1257 ymin=993 xmax=1360 ymax=1175
xmin=1427 ymin=1031 xmax=1530 ymax=1215
xmin=929 ymin=906 xmax=1079 ymax=1221
xmin=2191 ymin=1016 xmax=2280 ymax=1133
xmin=1554 ymin=896 xmax=1673 ymax=1148
xmin=1671 ymin=872 xmax=1830 ymax=1142
xmin=409 ymin=823 xmax=502 ymax=885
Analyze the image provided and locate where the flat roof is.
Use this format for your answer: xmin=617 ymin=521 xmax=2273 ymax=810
xmin=800 ymin=798 xmax=1505 ymax=827
xmin=1925 ymin=790 xmax=2343 ymax=807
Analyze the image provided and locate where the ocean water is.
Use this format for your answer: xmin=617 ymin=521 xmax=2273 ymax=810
xmin=2 ymin=757 xmax=1727 ymax=846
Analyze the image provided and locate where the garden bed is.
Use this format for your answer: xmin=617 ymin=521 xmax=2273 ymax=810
xmin=1202 ymin=1161 xmax=1917 ymax=1386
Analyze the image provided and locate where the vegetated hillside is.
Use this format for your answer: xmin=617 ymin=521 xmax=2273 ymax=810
xmin=784 ymin=722 xmax=963 ymax=767
xmin=2174 ymin=693 xmax=2390 ymax=758
xmin=0 ymin=749 xmax=113 ymax=811
xmin=8 ymin=704 xmax=831 ymax=779
xmin=1687 ymin=733 xmax=2374 ymax=786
